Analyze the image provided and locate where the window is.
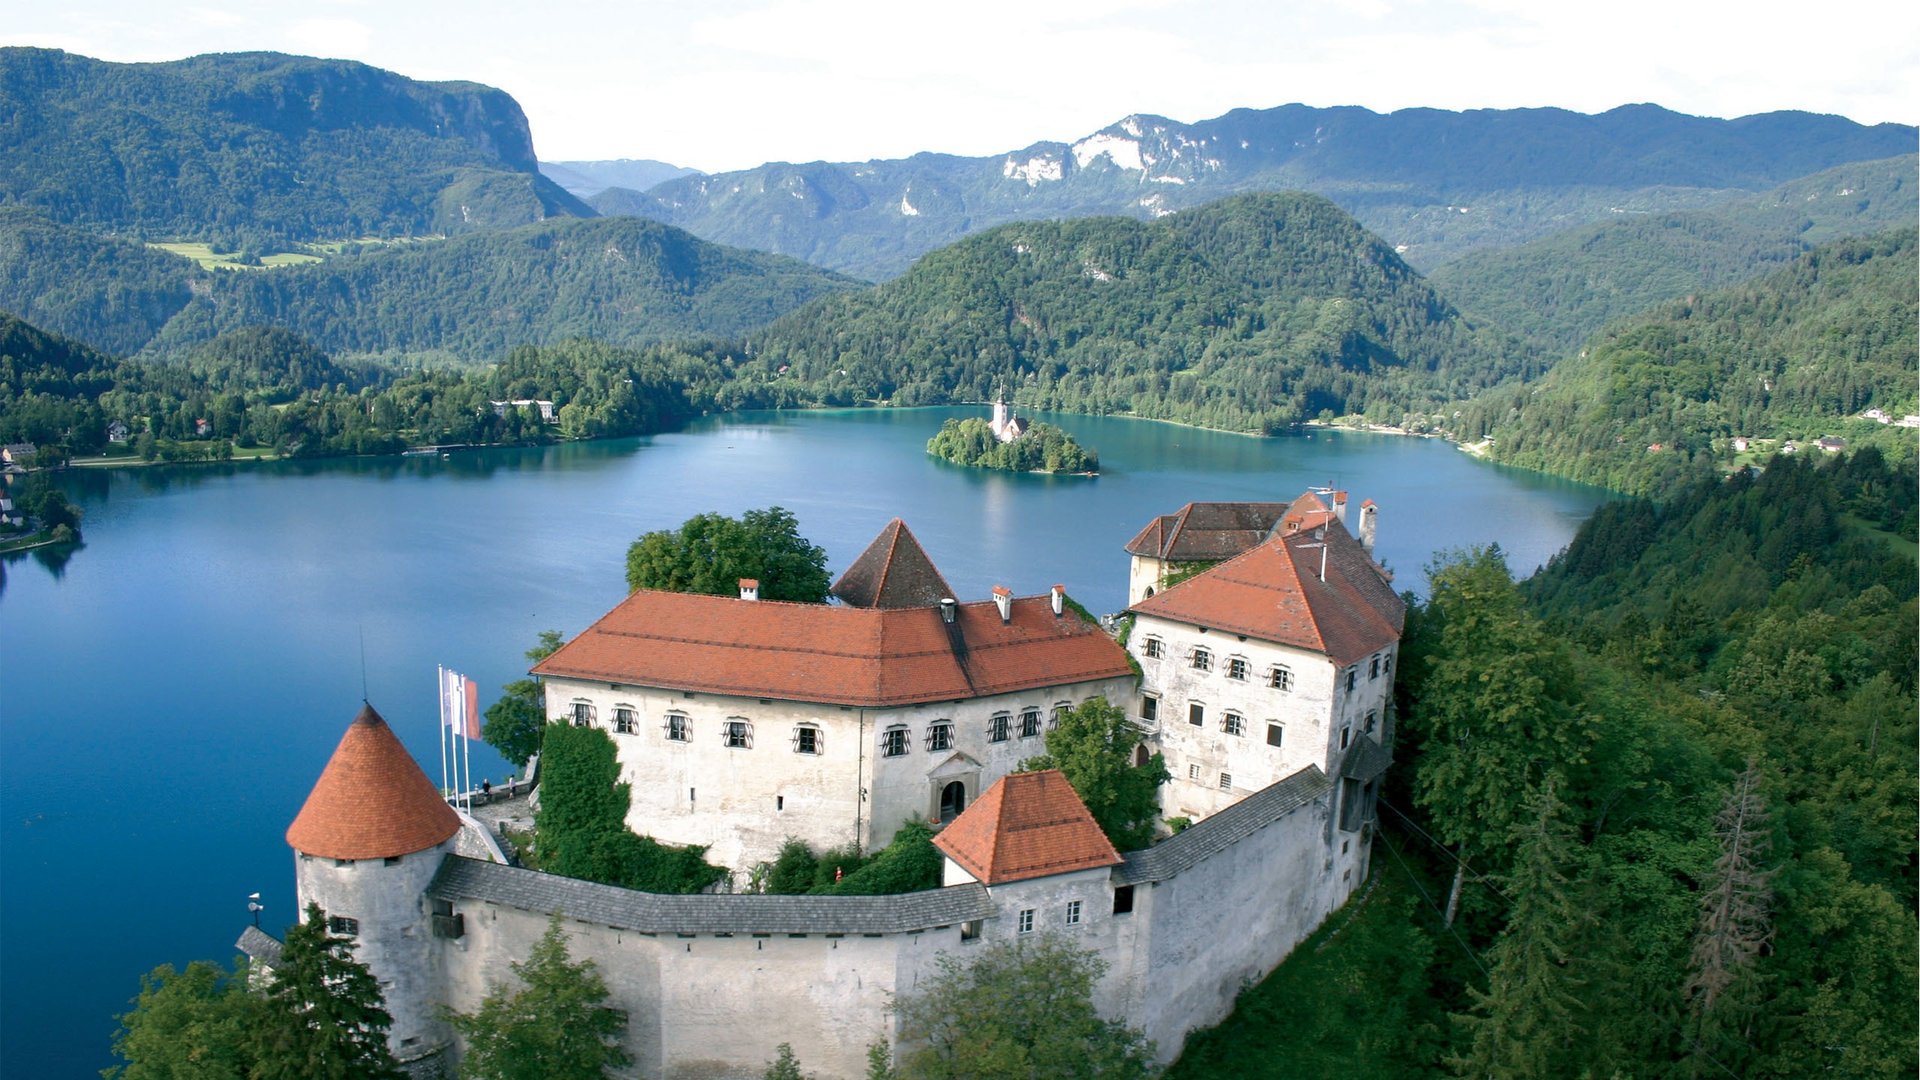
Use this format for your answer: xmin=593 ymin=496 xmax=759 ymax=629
xmin=1340 ymin=724 xmax=1351 ymax=750
xmin=328 ymin=915 xmax=359 ymax=936
xmin=881 ymin=726 xmax=908 ymax=757
xmin=1188 ymin=702 xmax=1205 ymax=727
xmin=1266 ymin=722 xmax=1284 ymax=748
xmin=1269 ymin=666 xmax=1293 ymax=691
xmin=1051 ymin=703 xmax=1070 ymax=729
xmin=1364 ymin=710 xmax=1378 ymax=736
xmin=1190 ymin=648 xmax=1212 ymax=672
xmin=989 ymin=713 xmax=1010 ymax=743
xmin=1219 ymin=772 xmax=1233 ymax=791
xmin=664 ymin=713 xmax=689 ymax=742
xmin=1345 ymin=668 xmax=1358 ymax=692
xmin=925 ymin=721 xmax=953 ymax=753
xmin=1143 ymin=637 xmax=1164 ymax=659
xmin=1223 ymin=712 xmax=1245 ymax=737
xmin=613 ymin=706 xmax=636 ymax=734
xmin=1018 ymin=909 xmax=1034 ymax=934
xmin=1227 ymin=657 xmax=1249 ymax=680
xmin=724 ymin=719 xmax=753 ymax=749
xmin=1020 ymin=708 xmax=1041 ymax=738
xmin=793 ymin=725 xmax=822 ymax=754
xmin=1065 ymin=900 xmax=1082 ymax=926
xmin=570 ymin=701 xmax=594 ymax=726
xmin=1369 ymin=654 xmax=1381 ymax=680
xmin=1112 ymin=885 xmax=1135 ymax=915
xmin=961 ymin=920 xmax=982 ymax=943
xmin=1139 ymin=694 xmax=1159 ymax=724
xmin=1383 ymin=654 xmax=1394 ymax=676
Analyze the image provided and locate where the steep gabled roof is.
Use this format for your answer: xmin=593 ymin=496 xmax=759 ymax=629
xmin=831 ymin=519 xmax=957 ymax=609
xmin=932 ymin=770 xmax=1122 ymax=885
xmin=286 ymin=703 xmax=461 ymax=860
xmin=1124 ymin=501 xmax=1293 ymax=563
xmin=1129 ymin=510 xmax=1404 ymax=666
xmin=534 ymin=592 xmax=1133 ymax=708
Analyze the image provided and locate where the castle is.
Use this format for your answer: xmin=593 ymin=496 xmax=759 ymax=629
xmin=259 ymin=489 xmax=1400 ymax=1079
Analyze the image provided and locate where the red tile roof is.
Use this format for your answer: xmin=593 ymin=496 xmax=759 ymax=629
xmin=1124 ymin=501 xmax=1292 ymax=562
xmin=933 ymin=770 xmax=1123 ymax=884
xmin=1128 ymin=504 xmax=1404 ymax=666
xmin=287 ymin=704 xmax=461 ymax=860
xmin=533 ymin=591 xmax=1133 ymax=708
xmin=831 ymin=519 xmax=957 ymax=609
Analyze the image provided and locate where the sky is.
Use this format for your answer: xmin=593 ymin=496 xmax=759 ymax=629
xmin=4 ymin=0 xmax=1915 ymax=173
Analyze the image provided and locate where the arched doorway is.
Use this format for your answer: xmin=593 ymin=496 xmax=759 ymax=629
xmin=939 ymin=780 xmax=967 ymax=821
xmin=1133 ymin=744 xmax=1151 ymax=767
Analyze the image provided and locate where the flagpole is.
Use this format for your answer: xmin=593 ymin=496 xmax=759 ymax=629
xmin=437 ymin=665 xmax=450 ymax=801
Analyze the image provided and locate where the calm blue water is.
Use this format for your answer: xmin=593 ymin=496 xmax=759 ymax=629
xmin=0 ymin=408 xmax=1608 ymax=1076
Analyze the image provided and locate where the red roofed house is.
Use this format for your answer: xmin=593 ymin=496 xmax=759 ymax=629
xmin=533 ymin=520 xmax=1136 ymax=870
xmin=1127 ymin=490 xmax=1401 ymax=830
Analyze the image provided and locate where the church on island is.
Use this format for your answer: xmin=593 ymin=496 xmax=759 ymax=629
xmin=260 ymin=489 xmax=1402 ymax=1079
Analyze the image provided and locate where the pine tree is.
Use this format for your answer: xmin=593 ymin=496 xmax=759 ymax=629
xmin=1683 ymin=760 xmax=1775 ymax=1074
xmin=249 ymin=903 xmax=402 ymax=1080
xmin=449 ymin=914 xmax=631 ymax=1080
xmin=1451 ymin=777 xmax=1588 ymax=1080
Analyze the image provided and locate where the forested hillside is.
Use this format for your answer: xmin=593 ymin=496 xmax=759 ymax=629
xmin=0 ymin=313 xmax=710 ymax=457
xmin=0 ymin=208 xmax=199 ymax=356
xmin=0 ymin=48 xmax=588 ymax=246
xmin=730 ymin=192 xmax=1522 ymax=433
xmin=597 ymin=103 xmax=1914 ymax=279
xmin=1176 ymin=449 xmax=1916 ymax=1079
xmin=1430 ymin=155 xmax=1916 ymax=354
xmin=1460 ymin=229 xmax=1917 ymax=495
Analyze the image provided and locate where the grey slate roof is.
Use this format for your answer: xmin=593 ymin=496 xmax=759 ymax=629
xmin=1340 ymin=736 xmax=1393 ymax=784
xmin=831 ymin=519 xmax=957 ymax=610
xmin=1116 ymin=766 xmax=1330 ymax=884
xmin=429 ymin=856 xmax=995 ymax=934
xmin=235 ymin=925 xmax=284 ymax=967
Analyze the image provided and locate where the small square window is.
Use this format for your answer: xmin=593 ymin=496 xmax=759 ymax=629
xmin=1065 ymin=900 xmax=1082 ymax=926
xmin=1223 ymin=712 xmax=1245 ymax=737
xmin=1218 ymin=772 xmax=1232 ymax=791
xmin=926 ymin=722 xmax=953 ymax=753
xmin=1227 ymin=658 xmax=1248 ymax=680
xmin=1143 ymin=638 xmax=1164 ymax=659
xmin=328 ymin=915 xmax=359 ymax=937
xmin=794 ymin=726 xmax=821 ymax=754
xmin=1188 ymin=763 xmax=1201 ymax=781
xmin=1020 ymin=708 xmax=1041 ymax=738
xmin=1266 ymin=723 xmax=1284 ymax=748
xmin=664 ymin=714 xmax=689 ymax=742
xmin=724 ymin=720 xmax=752 ymax=749
xmin=989 ymin=714 xmax=1010 ymax=743
xmin=961 ymin=920 xmax=982 ymax=943
xmin=570 ymin=701 xmax=594 ymax=726
xmin=1188 ymin=703 xmax=1205 ymax=727
xmin=1270 ymin=667 xmax=1292 ymax=691
xmin=1191 ymin=649 xmax=1212 ymax=672
xmin=1018 ymin=909 xmax=1034 ymax=934
xmin=1112 ymin=885 xmax=1135 ymax=915
xmin=613 ymin=707 xmax=636 ymax=734
xmin=1140 ymin=695 xmax=1159 ymax=724
xmin=882 ymin=727 xmax=908 ymax=757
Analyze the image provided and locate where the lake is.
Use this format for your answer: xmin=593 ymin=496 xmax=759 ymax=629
xmin=0 ymin=407 xmax=1609 ymax=1076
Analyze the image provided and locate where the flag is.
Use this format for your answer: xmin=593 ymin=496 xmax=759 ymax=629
xmin=439 ymin=668 xmax=462 ymax=732
xmin=463 ymin=677 xmax=480 ymax=739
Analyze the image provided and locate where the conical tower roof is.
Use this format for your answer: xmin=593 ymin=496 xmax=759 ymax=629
xmin=831 ymin=518 xmax=957 ymax=609
xmin=286 ymin=703 xmax=461 ymax=860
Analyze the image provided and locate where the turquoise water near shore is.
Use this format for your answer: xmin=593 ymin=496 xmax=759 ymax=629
xmin=0 ymin=408 xmax=1609 ymax=1076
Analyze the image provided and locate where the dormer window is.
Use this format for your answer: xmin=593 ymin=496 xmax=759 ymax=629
xmin=1190 ymin=648 xmax=1212 ymax=673
xmin=1143 ymin=637 xmax=1164 ymax=659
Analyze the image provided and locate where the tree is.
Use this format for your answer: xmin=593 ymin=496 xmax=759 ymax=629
xmin=1684 ymin=760 xmax=1775 ymax=1073
xmin=105 ymin=958 xmax=261 ymax=1080
xmin=892 ymin=936 xmax=1155 ymax=1080
xmin=482 ymin=629 xmax=564 ymax=767
xmin=533 ymin=722 xmax=724 ymax=893
xmin=449 ymin=915 xmax=631 ymax=1080
xmin=249 ymin=903 xmax=402 ymax=1080
xmin=1020 ymin=696 xmax=1170 ymax=851
xmin=624 ymin=506 xmax=830 ymax=602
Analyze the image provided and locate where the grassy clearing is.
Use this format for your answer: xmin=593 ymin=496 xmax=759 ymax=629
xmin=148 ymin=241 xmax=323 ymax=270
xmin=1841 ymin=513 xmax=1919 ymax=562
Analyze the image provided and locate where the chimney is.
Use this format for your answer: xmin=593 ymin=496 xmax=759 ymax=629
xmin=939 ymin=597 xmax=957 ymax=624
xmin=1050 ymin=584 xmax=1065 ymax=617
xmin=739 ymin=578 xmax=759 ymax=601
xmin=1333 ymin=491 xmax=1349 ymax=524
xmin=992 ymin=586 xmax=1012 ymax=624
xmin=1359 ymin=500 xmax=1378 ymax=553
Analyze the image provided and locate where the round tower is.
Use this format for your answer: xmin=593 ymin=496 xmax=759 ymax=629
xmin=286 ymin=702 xmax=462 ymax=1069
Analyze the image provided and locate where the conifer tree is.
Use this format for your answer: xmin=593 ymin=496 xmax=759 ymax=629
xmin=249 ymin=903 xmax=402 ymax=1080
xmin=449 ymin=915 xmax=630 ymax=1080
xmin=1683 ymin=760 xmax=1775 ymax=1074
xmin=105 ymin=958 xmax=261 ymax=1080
xmin=1451 ymin=776 xmax=1588 ymax=1080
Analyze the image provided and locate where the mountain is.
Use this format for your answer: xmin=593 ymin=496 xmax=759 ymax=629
xmin=731 ymin=191 xmax=1522 ymax=433
xmin=1429 ymin=155 xmax=1917 ymax=355
xmin=542 ymin=159 xmax=700 ymax=197
xmin=1464 ymin=228 xmax=1918 ymax=495
xmin=593 ymin=104 xmax=1915 ymax=280
xmin=0 ymin=48 xmax=592 ymax=244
